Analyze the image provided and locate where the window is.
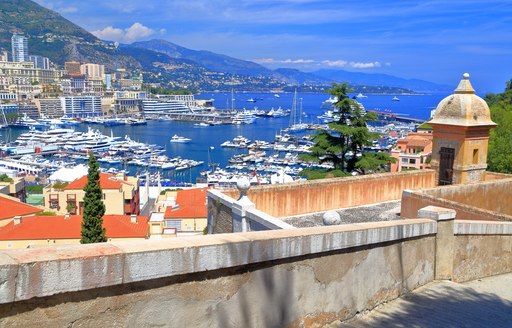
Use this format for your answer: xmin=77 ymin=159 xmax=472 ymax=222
xmin=401 ymin=158 xmax=408 ymax=164
xmin=410 ymin=159 xmax=416 ymax=164
xmin=165 ymin=219 xmax=181 ymax=230
xmin=473 ymin=149 xmax=479 ymax=164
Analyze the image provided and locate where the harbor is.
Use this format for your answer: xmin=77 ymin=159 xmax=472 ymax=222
xmin=0 ymin=92 xmax=444 ymax=187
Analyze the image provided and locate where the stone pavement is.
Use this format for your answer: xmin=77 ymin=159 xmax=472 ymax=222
xmin=334 ymin=273 xmax=512 ymax=328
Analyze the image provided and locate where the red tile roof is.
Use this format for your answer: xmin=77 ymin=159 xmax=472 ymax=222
xmin=0 ymin=195 xmax=41 ymax=220
xmin=0 ymin=215 xmax=149 ymax=240
xmin=64 ymin=173 xmax=132 ymax=190
xmin=164 ymin=188 xmax=207 ymax=219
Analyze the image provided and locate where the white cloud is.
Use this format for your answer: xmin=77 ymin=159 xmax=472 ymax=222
xmin=350 ymin=61 xmax=381 ymax=68
xmin=91 ymin=23 xmax=157 ymax=43
xmin=255 ymin=58 xmax=315 ymax=64
xmin=256 ymin=58 xmax=383 ymax=69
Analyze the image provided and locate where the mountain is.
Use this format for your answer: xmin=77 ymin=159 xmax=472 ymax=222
xmin=130 ymin=39 xmax=273 ymax=76
xmin=272 ymin=68 xmax=331 ymax=85
xmin=1 ymin=0 xmax=446 ymax=93
xmin=313 ymin=69 xmax=451 ymax=93
xmin=0 ymin=0 xmax=140 ymax=71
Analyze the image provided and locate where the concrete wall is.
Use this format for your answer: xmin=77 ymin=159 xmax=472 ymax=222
xmin=453 ymin=220 xmax=512 ymax=282
xmin=0 ymin=220 xmax=436 ymax=327
xmin=223 ymin=170 xmax=436 ymax=218
xmin=401 ymin=178 xmax=512 ymax=220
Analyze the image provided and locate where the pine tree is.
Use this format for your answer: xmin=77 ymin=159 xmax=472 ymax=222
xmin=301 ymin=82 xmax=393 ymax=178
xmin=80 ymin=152 xmax=107 ymax=244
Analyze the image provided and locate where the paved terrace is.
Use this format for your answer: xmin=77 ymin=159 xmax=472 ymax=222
xmin=337 ymin=273 xmax=512 ymax=328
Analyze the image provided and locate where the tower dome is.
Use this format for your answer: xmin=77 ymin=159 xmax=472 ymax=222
xmin=429 ymin=73 xmax=496 ymax=127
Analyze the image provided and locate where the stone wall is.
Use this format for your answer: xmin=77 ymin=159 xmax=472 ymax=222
xmin=0 ymin=220 xmax=436 ymax=327
xmin=401 ymin=178 xmax=512 ymax=220
xmin=223 ymin=170 xmax=436 ymax=217
xmin=453 ymin=220 xmax=512 ymax=282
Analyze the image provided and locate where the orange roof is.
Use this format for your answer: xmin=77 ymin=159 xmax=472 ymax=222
xmin=164 ymin=188 xmax=207 ymax=219
xmin=0 ymin=195 xmax=41 ymax=220
xmin=0 ymin=215 xmax=149 ymax=240
xmin=64 ymin=173 xmax=132 ymax=190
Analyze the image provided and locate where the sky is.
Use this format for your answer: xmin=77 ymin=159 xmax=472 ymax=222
xmin=33 ymin=0 xmax=512 ymax=93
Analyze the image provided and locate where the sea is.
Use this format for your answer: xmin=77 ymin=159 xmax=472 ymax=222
xmin=0 ymin=92 xmax=449 ymax=183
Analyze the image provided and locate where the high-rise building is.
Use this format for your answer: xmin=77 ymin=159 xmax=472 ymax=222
xmin=11 ymin=34 xmax=29 ymax=62
xmin=29 ymin=55 xmax=50 ymax=70
xmin=80 ymin=63 xmax=105 ymax=79
xmin=64 ymin=61 xmax=81 ymax=75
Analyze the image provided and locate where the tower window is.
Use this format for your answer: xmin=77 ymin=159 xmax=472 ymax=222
xmin=473 ymin=149 xmax=479 ymax=164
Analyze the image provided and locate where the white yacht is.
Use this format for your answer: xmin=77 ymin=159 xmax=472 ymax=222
xmin=170 ymin=135 xmax=192 ymax=143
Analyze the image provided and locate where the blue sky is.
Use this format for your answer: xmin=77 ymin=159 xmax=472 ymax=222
xmin=34 ymin=0 xmax=512 ymax=92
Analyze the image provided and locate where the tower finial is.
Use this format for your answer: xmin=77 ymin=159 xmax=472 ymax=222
xmin=463 ymin=73 xmax=470 ymax=80
xmin=454 ymin=72 xmax=475 ymax=94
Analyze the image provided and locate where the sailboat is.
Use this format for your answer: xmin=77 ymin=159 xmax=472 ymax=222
xmin=287 ymin=90 xmax=308 ymax=133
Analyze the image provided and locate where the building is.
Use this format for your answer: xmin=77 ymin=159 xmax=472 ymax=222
xmin=34 ymin=98 xmax=64 ymax=117
xmin=11 ymin=34 xmax=29 ymax=62
xmin=0 ymin=214 xmax=149 ymax=249
xmin=64 ymin=61 xmax=81 ymax=75
xmin=60 ymin=96 xmax=102 ymax=117
xmin=80 ymin=63 xmax=105 ymax=80
xmin=0 ymin=194 xmax=41 ymax=227
xmin=43 ymin=173 xmax=140 ymax=215
xmin=150 ymin=188 xmax=207 ymax=237
xmin=390 ymin=132 xmax=433 ymax=172
xmin=29 ymin=55 xmax=50 ymax=70
xmin=0 ymin=61 xmax=63 ymax=99
xmin=0 ymin=176 xmax=27 ymax=202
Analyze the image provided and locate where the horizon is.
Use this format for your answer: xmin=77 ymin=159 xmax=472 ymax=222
xmin=32 ymin=0 xmax=512 ymax=93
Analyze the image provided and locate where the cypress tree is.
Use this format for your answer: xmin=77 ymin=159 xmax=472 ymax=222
xmin=300 ymin=82 xmax=394 ymax=178
xmin=80 ymin=152 xmax=107 ymax=244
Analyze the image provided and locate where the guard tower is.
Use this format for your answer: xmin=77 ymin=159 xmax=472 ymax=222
xmin=429 ymin=73 xmax=496 ymax=185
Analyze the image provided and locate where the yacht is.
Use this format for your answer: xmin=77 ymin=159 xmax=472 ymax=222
xmin=356 ymin=93 xmax=368 ymax=98
xmin=231 ymin=110 xmax=257 ymax=125
xmin=392 ymin=96 xmax=400 ymax=101
xmin=170 ymin=135 xmax=192 ymax=143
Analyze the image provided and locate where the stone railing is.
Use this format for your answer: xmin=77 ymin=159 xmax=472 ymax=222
xmin=1 ymin=206 xmax=512 ymax=327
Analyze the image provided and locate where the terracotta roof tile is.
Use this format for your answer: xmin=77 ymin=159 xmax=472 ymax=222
xmin=0 ymin=215 xmax=149 ymax=240
xmin=164 ymin=188 xmax=207 ymax=219
xmin=64 ymin=173 xmax=132 ymax=190
xmin=0 ymin=195 xmax=41 ymax=220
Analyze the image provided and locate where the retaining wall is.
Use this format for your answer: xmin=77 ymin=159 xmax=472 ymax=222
xmin=223 ymin=170 xmax=436 ymax=217
xmin=0 ymin=220 xmax=436 ymax=327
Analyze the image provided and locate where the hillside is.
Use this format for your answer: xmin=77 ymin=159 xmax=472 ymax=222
xmin=0 ymin=0 xmax=140 ymax=71
xmin=0 ymin=0 xmax=448 ymax=93
xmin=313 ymin=69 xmax=451 ymax=93
xmin=130 ymin=39 xmax=273 ymax=76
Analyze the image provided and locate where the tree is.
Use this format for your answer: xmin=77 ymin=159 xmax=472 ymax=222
xmin=80 ymin=152 xmax=107 ymax=244
xmin=300 ymin=82 xmax=393 ymax=178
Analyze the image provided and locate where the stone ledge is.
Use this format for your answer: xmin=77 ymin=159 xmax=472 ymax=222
xmin=207 ymin=189 xmax=236 ymax=207
xmin=246 ymin=208 xmax=296 ymax=230
xmin=455 ymin=220 xmax=512 ymax=235
xmin=0 ymin=219 xmax=436 ymax=304
xmin=5 ymin=243 xmax=124 ymax=302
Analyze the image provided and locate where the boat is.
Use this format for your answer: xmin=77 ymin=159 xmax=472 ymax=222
xmin=286 ymin=90 xmax=308 ymax=133
xmin=356 ymin=93 xmax=368 ymax=98
xmin=274 ymin=94 xmax=280 ymax=98
xmin=392 ymin=96 xmax=400 ymax=101
xmin=246 ymin=98 xmax=257 ymax=103
xmin=128 ymin=118 xmax=147 ymax=125
xmin=194 ymin=122 xmax=211 ymax=127
xmin=170 ymin=135 xmax=192 ymax=143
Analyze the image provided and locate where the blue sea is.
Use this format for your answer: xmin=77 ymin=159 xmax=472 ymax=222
xmin=1 ymin=92 xmax=449 ymax=183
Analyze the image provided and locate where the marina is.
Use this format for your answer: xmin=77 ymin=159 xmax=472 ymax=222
xmin=0 ymin=92 xmax=446 ymax=186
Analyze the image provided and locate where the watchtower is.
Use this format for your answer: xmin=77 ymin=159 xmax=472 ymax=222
xmin=429 ymin=73 xmax=496 ymax=185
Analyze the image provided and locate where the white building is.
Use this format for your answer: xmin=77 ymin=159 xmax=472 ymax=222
xmin=61 ymin=96 xmax=102 ymax=118
xmin=29 ymin=55 xmax=50 ymax=70
xmin=80 ymin=63 xmax=105 ymax=80
xmin=11 ymin=34 xmax=29 ymax=62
